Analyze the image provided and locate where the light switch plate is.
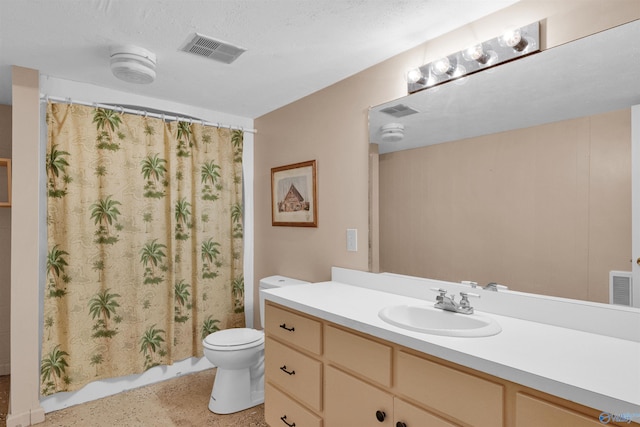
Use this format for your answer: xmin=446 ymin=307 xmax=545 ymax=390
xmin=347 ymin=228 xmax=357 ymax=252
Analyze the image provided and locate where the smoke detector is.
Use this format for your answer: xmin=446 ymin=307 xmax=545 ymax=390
xmin=380 ymin=123 xmax=405 ymax=143
xmin=110 ymin=45 xmax=156 ymax=84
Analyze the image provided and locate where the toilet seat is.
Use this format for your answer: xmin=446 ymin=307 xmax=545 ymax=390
xmin=203 ymin=328 xmax=264 ymax=351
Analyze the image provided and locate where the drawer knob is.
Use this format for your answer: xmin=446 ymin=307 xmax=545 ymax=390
xmin=280 ymin=365 xmax=296 ymax=375
xmin=396 ymin=422 xmax=407 ymax=427
xmin=280 ymin=415 xmax=296 ymax=427
xmin=279 ymin=323 xmax=295 ymax=332
xmin=376 ymin=410 xmax=386 ymax=422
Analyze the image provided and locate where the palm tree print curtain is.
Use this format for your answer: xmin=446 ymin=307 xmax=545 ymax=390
xmin=42 ymin=102 xmax=244 ymax=395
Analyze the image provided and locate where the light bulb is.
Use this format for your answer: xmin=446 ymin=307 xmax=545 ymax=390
xmin=431 ymin=57 xmax=455 ymax=76
xmin=406 ymin=68 xmax=424 ymax=84
xmin=463 ymin=44 xmax=490 ymax=64
xmin=501 ymin=28 xmax=528 ymax=52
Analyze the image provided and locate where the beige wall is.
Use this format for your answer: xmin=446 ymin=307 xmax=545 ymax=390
xmin=0 ymin=105 xmax=11 ymax=375
xmin=379 ymin=109 xmax=631 ymax=303
xmin=254 ymin=0 xmax=640 ymax=324
xmin=8 ymin=67 xmax=45 ymax=426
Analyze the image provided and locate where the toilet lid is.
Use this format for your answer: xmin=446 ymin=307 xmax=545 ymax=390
xmin=203 ymin=328 xmax=264 ymax=347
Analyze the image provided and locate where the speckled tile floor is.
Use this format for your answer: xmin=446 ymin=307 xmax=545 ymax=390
xmin=0 ymin=370 xmax=268 ymax=427
xmin=0 ymin=375 xmax=8 ymax=427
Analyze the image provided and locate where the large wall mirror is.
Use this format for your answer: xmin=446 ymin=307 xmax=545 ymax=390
xmin=369 ymin=19 xmax=640 ymax=308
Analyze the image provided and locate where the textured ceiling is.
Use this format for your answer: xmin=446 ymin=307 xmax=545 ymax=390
xmin=0 ymin=0 xmax=517 ymax=118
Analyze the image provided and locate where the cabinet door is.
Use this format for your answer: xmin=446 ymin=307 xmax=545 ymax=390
xmin=265 ymin=383 xmax=322 ymax=427
xmin=265 ymin=303 xmax=322 ymax=355
xmin=396 ymin=350 xmax=503 ymax=427
xmin=515 ymin=393 xmax=607 ymax=427
xmin=325 ymin=325 xmax=392 ymax=387
xmin=325 ymin=365 xmax=393 ymax=426
xmin=394 ymin=398 xmax=460 ymax=427
xmin=265 ymin=337 xmax=323 ymax=411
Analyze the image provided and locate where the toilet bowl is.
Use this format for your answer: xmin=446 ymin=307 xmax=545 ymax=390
xmin=202 ymin=328 xmax=265 ymax=414
xmin=202 ymin=275 xmax=309 ymax=414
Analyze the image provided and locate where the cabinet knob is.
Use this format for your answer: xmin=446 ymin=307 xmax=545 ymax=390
xmin=375 ymin=410 xmax=386 ymax=422
xmin=396 ymin=422 xmax=407 ymax=427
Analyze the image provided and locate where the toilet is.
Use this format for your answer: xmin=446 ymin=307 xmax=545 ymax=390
xmin=202 ymin=275 xmax=309 ymax=414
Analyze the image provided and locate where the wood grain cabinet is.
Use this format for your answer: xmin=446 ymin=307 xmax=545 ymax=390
xmin=264 ymin=303 xmax=323 ymax=427
xmin=325 ymin=365 xmax=394 ymax=426
xmin=264 ymin=302 xmax=633 ymax=427
xmin=515 ymin=393 xmax=609 ymax=427
xmin=396 ymin=350 xmax=503 ymax=427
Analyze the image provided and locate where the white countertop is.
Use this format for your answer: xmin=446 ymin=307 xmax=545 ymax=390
xmin=262 ymin=281 xmax=640 ymax=415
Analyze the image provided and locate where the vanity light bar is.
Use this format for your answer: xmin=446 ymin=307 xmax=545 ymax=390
xmin=407 ymin=21 xmax=540 ymax=94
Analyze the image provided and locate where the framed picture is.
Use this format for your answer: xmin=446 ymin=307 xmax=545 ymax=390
xmin=271 ymin=160 xmax=318 ymax=227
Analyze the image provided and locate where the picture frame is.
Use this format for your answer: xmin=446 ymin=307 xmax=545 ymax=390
xmin=271 ymin=160 xmax=318 ymax=227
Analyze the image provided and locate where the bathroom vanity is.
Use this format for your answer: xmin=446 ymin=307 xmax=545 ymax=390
xmin=262 ymin=268 xmax=640 ymax=427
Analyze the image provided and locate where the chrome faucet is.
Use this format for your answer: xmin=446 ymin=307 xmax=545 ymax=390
xmin=431 ymin=288 xmax=480 ymax=314
xmin=484 ymin=282 xmax=508 ymax=291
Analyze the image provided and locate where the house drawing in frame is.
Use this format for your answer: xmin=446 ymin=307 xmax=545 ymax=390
xmin=271 ymin=160 xmax=317 ymax=227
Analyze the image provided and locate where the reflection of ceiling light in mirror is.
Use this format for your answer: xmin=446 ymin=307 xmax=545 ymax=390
xmin=451 ymin=64 xmax=466 ymax=78
xmin=380 ymin=123 xmax=405 ymax=143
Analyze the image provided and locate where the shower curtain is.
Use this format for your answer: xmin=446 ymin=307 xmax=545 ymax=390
xmin=42 ymin=102 xmax=244 ymax=395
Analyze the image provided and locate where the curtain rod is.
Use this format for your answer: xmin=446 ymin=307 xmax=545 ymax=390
xmin=40 ymin=94 xmax=257 ymax=134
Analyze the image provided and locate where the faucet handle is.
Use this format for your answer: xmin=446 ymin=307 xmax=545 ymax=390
xmin=460 ymin=291 xmax=480 ymax=299
xmin=430 ymin=287 xmax=449 ymax=301
xmin=459 ymin=292 xmax=480 ymax=308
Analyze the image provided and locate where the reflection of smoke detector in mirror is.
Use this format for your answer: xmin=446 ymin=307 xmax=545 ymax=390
xmin=110 ymin=45 xmax=156 ymax=84
xmin=380 ymin=123 xmax=404 ymax=143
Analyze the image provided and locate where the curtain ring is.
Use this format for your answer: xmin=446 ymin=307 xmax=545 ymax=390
xmin=143 ymin=110 xmax=148 ymax=118
xmin=65 ymin=97 xmax=72 ymax=104
xmin=44 ymin=95 xmax=49 ymax=103
xmin=119 ymin=106 xmax=124 ymax=114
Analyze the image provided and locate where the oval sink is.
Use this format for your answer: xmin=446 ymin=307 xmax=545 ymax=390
xmin=378 ymin=304 xmax=501 ymax=337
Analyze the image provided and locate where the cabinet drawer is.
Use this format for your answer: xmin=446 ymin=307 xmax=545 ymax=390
xmin=265 ymin=303 xmax=322 ymax=355
xmin=394 ymin=397 xmax=460 ymax=427
xmin=265 ymin=383 xmax=322 ymax=427
xmin=325 ymin=365 xmax=394 ymax=427
xmin=515 ymin=393 xmax=605 ymax=427
xmin=266 ymin=337 xmax=322 ymax=411
xmin=396 ymin=351 xmax=503 ymax=427
xmin=325 ymin=325 xmax=392 ymax=387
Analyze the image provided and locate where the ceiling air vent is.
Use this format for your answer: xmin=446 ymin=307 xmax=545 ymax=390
xmin=180 ymin=33 xmax=246 ymax=64
xmin=380 ymin=104 xmax=420 ymax=118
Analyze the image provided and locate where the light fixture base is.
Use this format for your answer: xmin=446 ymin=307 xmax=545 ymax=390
xmin=407 ymin=21 xmax=539 ymax=94
xmin=110 ymin=45 xmax=157 ymax=84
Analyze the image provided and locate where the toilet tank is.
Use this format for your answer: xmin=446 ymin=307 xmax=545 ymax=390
xmin=258 ymin=275 xmax=309 ymax=328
